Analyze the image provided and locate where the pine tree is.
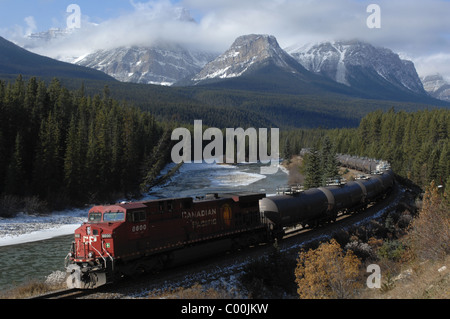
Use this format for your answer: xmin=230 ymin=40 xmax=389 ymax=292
xmin=5 ymin=133 xmax=26 ymax=195
xmin=283 ymin=136 xmax=293 ymax=162
xmin=321 ymin=137 xmax=339 ymax=184
xmin=0 ymin=131 xmax=6 ymax=193
xmin=33 ymin=112 xmax=63 ymax=198
xmin=438 ymin=141 xmax=450 ymax=186
xmin=84 ymin=118 xmax=99 ymax=198
xmin=304 ymin=147 xmax=322 ymax=189
xmin=121 ymin=108 xmax=140 ymax=195
xmin=64 ymin=115 xmax=82 ymax=199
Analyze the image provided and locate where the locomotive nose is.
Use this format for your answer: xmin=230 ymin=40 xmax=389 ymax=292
xmin=73 ymin=225 xmax=102 ymax=259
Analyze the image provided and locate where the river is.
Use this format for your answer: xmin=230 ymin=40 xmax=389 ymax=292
xmin=0 ymin=162 xmax=289 ymax=291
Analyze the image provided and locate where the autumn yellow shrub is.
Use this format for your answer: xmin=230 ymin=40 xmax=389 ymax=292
xmin=407 ymin=181 xmax=450 ymax=261
xmin=295 ymin=239 xmax=362 ymax=299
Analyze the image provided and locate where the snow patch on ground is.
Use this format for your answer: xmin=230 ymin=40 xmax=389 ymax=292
xmin=0 ymin=209 xmax=87 ymax=247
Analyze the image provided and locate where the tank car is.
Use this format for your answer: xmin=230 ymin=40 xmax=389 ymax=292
xmin=336 ymin=154 xmax=380 ymax=174
xmin=259 ymin=188 xmax=333 ymax=237
xmin=356 ymin=176 xmax=383 ymax=201
xmin=65 ymin=192 xmax=266 ymax=289
xmin=356 ymin=169 xmax=394 ymax=202
xmin=326 ymin=181 xmax=365 ymax=213
xmin=379 ymin=169 xmax=395 ymax=190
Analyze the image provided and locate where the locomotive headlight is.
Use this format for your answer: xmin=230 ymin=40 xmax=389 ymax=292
xmin=88 ymin=252 xmax=94 ymax=258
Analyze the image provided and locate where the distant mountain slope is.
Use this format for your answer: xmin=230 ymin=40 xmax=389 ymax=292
xmin=421 ymin=74 xmax=450 ymax=102
xmin=0 ymin=36 xmax=115 ymax=81
xmin=286 ymin=40 xmax=428 ymax=101
xmin=75 ymin=44 xmax=217 ymax=86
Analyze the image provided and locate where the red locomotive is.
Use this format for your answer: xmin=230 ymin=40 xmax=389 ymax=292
xmin=65 ymin=193 xmax=267 ymax=289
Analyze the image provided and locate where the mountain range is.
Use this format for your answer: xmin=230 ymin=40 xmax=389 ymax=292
xmin=176 ymin=34 xmax=361 ymax=98
xmin=0 ymin=32 xmax=449 ymax=130
xmin=71 ymin=33 xmax=445 ymax=103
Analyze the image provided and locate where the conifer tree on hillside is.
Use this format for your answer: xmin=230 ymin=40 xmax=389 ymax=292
xmin=303 ymin=138 xmax=340 ymax=189
xmin=0 ymin=76 xmax=170 ymax=210
xmin=321 ymin=137 xmax=340 ymax=184
xmin=325 ymin=109 xmax=449 ymax=189
xmin=303 ymin=147 xmax=322 ymax=189
xmin=5 ymin=133 xmax=25 ymax=195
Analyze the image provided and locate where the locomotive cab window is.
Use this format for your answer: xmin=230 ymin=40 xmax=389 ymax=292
xmin=88 ymin=212 xmax=102 ymax=223
xmin=104 ymin=211 xmax=125 ymax=222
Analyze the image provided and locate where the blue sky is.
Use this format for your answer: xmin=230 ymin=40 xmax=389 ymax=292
xmin=0 ymin=1 xmax=137 ymax=31
xmin=1 ymin=0 xmax=450 ymax=79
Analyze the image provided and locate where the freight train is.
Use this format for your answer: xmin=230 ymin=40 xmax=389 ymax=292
xmin=65 ymin=156 xmax=394 ymax=289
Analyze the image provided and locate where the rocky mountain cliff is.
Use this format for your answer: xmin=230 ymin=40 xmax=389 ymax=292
xmin=191 ymin=34 xmax=305 ymax=83
xmin=75 ymin=44 xmax=217 ymax=86
xmin=421 ymin=74 xmax=450 ymax=102
xmin=286 ymin=40 xmax=426 ymax=97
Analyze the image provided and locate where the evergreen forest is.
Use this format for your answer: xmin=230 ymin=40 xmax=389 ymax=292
xmin=281 ymin=108 xmax=450 ymax=190
xmin=0 ymin=76 xmax=172 ymax=213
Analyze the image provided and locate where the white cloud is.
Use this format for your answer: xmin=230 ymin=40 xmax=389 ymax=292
xmin=9 ymin=0 xmax=450 ymax=79
xmin=413 ymin=53 xmax=450 ymax=82
xmin=24 ymin=16 xmax=37 ymax=36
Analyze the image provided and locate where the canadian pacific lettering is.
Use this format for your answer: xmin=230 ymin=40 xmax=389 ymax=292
xmin=181 ymin=208 xmax=217 ymax=219
xmin=182 ymin=208 xmax=217 ymax=229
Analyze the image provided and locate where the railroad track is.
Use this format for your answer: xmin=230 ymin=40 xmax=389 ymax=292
xmin=30 ymin=288 xmax=96 ymax=299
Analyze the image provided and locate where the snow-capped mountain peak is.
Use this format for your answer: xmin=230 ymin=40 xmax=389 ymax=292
xmin=421 ymin=74 xmax=450 ymax=102
xmin=287 ymin=40 xmax=426 ymax=95
xmin=75 ymin=44 xmax=218 ymax=86
xmin=192 ymin=34 xmax=299 ymax=82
